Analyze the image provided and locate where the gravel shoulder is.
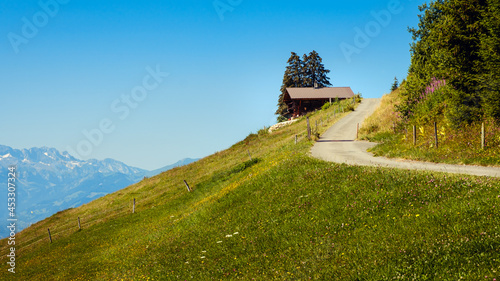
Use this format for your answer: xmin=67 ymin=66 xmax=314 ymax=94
xmin=310 ymin=98 xmax=500 ymax=177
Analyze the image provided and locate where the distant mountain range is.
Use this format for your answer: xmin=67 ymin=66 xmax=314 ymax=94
xmin=0 ymin=145 xmax=198 ymax=237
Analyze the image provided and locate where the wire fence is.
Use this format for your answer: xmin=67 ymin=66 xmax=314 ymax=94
xmin=0 ymin=200 xmax=135 ymax=260
xmin=401 ymin=121 xmax=500 ymax=150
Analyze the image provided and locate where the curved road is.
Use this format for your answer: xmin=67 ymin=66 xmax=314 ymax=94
xmin=311 ymin=98 xmax=500 ymax=177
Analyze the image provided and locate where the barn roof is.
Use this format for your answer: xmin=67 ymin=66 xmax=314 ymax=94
xmin=286 ymin=87 xmax=355 ymax=100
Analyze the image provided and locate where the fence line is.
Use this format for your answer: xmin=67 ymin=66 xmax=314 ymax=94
xmin=0 ymin=200 xmax=137 ymax=258
xmin=408 ymin=122 xmax=491 ymax=150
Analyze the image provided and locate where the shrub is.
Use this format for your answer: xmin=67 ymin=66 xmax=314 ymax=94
xmin=277 ymin=115 xmax=288 ymax=123
xmin=257 ymin=127 xmax=269 ymax=136
xmin=355 ymin=93 xmax=362 ymax=103
xmin=321 ymin=102 xmax=331 ymax=110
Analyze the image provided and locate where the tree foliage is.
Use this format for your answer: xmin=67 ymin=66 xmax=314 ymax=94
xmin=391 ymin=77 xmax=399 ymax=92
xmin=302 ymin=50 xmax=332 ymax=88
xmin=276 ymin=51 xmax=331 ymax=121
xmin=276 ymin=52 xmax=302 ymax=121
xmin=399 ymin=0 xmax=500 ymax=126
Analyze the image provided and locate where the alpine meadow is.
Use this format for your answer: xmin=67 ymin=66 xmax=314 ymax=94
xmin=2 ymin=0 xmax=500 ymax=280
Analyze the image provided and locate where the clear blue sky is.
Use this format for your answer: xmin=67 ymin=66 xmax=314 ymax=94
xmin=1 ymin=0 xmax=424 ymax=170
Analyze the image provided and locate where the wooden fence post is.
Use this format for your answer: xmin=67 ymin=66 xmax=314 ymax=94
xmin=78 ymin=217 xmax=81 ymax=230
xmin=306 ymin=117 xmax=311 ymax=140
xmin=481 ymin=122 xmax=485 ymax=150
xmin=295 ymin=135 xmax=298 ymax=144
xmin=434 ymin=122 xmax=439 ymax=149
xmin=413 ymin=125 xmax=416 ymax=146
xmin=133 ymin=198 xmax=136 ymax=214
xmin=356 ymin=123 xmax=359 ymax=139
xmin=184 ymin=180 xmax=192 ymax=192
xmin=247 ymin=149 xmax=252 ymax=161
xmin=48 ymin=228 xmax=52 ymax=243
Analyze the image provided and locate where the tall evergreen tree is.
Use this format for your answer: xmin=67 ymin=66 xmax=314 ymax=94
xmin=276 ymin=52 xmax=303 ymax=121
xmin=479 ymin=0 xmax=500 ymax=119
xmin=400 ymin=0 xmax=497 ymax=125
xmin=302 ymin=50 xmax=332 ymax=88
xmin=391 ymin=77 xmax=399 ymax=92
xmin=276 ymin=50 xmax=333 ymax=121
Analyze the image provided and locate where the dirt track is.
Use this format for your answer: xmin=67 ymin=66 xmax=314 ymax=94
xmin=310 ymin=98 xmax=500 ymax=177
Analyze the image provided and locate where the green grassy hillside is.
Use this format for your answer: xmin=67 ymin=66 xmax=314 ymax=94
xmin=2 ymin=99 xmax=499 ymax=280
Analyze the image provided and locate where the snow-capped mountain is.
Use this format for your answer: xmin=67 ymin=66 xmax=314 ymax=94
xmin=0 ymin=145 xmax=197 ymax=237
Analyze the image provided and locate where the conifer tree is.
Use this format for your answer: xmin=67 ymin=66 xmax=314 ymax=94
xmin=302 ymin=51 xmax=332 ymax=88
xmin=276 ymin=51 xmax=333 ymax=121
xmin=480 ymin=0 xmax=500 ymax=119
xmin=276 ymin=52 xmax=303 ymax=121
xmin=400 ymin=0 xmax=500 ymax=125
xmin=391 ymin=77 xmax=399 ymax=92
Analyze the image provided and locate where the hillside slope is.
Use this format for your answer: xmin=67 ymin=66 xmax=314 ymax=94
xmin=0 ymin=145 xmax=150 ymax=237
xmin=1 ymin=98 xmax=499 ymax=280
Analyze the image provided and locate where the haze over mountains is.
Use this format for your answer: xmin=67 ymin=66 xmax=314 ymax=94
xmin=0 ymin=145 xmax=198 ymax=237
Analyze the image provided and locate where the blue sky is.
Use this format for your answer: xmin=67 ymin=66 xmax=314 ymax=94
xmin=1 ymin=0 xmax=423 ymax=170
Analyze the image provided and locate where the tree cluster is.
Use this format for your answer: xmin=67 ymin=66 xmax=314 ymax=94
xmin=399 ymin=0 xmax=500 ymax=126
xmin=276 ymin=51 xmax=332 ymax=121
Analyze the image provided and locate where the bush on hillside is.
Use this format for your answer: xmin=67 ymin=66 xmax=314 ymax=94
xmin=321 ymin=102 xmax=331 ymax=110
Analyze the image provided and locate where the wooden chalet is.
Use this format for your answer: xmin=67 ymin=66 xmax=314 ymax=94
xmin=284 ymin=86 xmax=355 ymax=117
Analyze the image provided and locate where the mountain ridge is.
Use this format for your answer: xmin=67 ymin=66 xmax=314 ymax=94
xmin=0 ymin=144 xmax=198 ymax=237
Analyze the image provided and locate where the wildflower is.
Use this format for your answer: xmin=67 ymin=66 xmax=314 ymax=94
xmin=416 ymin=214 xmax=420 ymax=217
xmin=226 ymin=234 xmax=233 ymax=238
xmin=217 ymin=241 xmax=222 ymax=243
xmin=233 ymin=232 xmax=239 ymax=235
xmin=200 ymin=256 xmax=205 ymax=259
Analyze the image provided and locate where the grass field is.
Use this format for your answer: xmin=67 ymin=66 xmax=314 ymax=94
xmin=2 ymin=98 xmax=499 ymax=280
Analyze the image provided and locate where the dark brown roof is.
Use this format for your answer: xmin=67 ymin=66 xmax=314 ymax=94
xmin=286 ymin=87 xmax=355 ymax=100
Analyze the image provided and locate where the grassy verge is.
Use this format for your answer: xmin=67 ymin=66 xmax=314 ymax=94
xmin=360 ymin=89 xmax=500 ymax=167
xmin=1 ymin=98 xmax=499 ymax=280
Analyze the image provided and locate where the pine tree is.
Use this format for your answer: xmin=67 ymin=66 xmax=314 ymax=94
xmin=401 ymin=0 xmax=495 ymax=125
xmin=479 ymin=0 xmax=500 ymax=119
xmin=276 ymin=51 xmax=333 ymax=121
xmin=391 ymin=77 xmax=399 ymax=91
xmin=276 ymin=52 xmax=303 ymax=121
xmin=302 ymin=50 xmax=332 ymax=88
